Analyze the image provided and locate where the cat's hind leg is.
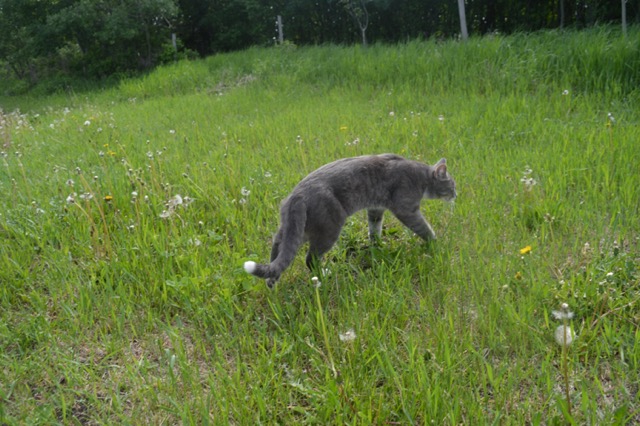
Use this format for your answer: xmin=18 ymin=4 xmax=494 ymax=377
xmin=270 ymin=229 xmax=283 ymax=262
xmin=367 ymin=208 xmax=385 ymax=241
xmin=304 ymin=212 xmax=345 ymax=272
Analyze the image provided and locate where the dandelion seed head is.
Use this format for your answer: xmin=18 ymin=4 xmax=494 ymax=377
xmin=552 ymin=302 xmax=574 ymax=320
xmin=554 ymin=325 xmax=576 ymax=347
xmin=339 ymin=329 xmax=356 ymax=343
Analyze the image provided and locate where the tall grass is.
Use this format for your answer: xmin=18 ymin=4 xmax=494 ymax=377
xmin=1 ymin=26 xmax=639 ymax=424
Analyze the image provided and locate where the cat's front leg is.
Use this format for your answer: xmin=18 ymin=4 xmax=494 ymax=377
xmin=367 ymin=208 xmax=385 ymax=241
xmin=392 ymin=208 xmax=436 ymax=241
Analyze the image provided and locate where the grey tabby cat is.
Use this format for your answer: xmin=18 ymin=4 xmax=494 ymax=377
xmin=244 ymin=153 xmax=456 ymax=287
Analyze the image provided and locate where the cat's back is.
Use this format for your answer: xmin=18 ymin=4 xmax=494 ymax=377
xmin=298 ymin=154 xmax=403 ymax=183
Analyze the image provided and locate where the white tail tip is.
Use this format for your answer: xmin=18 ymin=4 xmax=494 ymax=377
xmin=244 ymin=261 xmax=257 ymax=274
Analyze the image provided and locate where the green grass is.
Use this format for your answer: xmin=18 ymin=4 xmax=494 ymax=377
xmin=1 ymin=26 xmax=639 ymax=424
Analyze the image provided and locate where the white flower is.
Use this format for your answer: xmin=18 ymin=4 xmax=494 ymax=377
xmin=159 ymin=210 xmax=173 ymax=219
xmin=241 ymin=187 xmax=250 ymax=197
xmin=438 ymin=114 xmax=445 ymax=122
xmin=167 ymin=194 xmax=183 ymax=208
xmin=311 ymin=276 xmax=321 ymax=288
xmin=84 ymin=120 xmax=91 ymax=126
xmin=562 ymin=89 xmax=569 ymax=96
xmin=339 ymin=329 xmax=356 ymax=343
xmin=389 ymin=111 xmax=395 ymax=117
xmin=607 ymin=112 xmax=615 ymax=124
xmin=169 ymin=129 xmax=176 ymax=134
xmin=66 ymin=193 xmax=76 ymax=204
xmin=552 ymin=303 xmax=575 ymax=320
xmin=554 ymin=325 xmax=576 ymax=347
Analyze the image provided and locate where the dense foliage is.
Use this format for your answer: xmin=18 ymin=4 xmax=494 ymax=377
xmin=0 ymin=0 xmax=638 ymax=89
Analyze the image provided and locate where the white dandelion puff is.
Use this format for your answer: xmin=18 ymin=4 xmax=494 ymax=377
xmin=554 ymin=325 xmax=576 ymax=347
xmin=339 ymin=329 xmax=357 ymax=343
xmin=552 ymin=303 xmax=575 ymax=320
xmin=311 ymin=276 xmax=321 ymax=288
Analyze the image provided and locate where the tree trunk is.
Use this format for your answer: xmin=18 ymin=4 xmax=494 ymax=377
xmin=457 ymin=0 xmax=468 ymax=40
xmin=622 ymin=0 xmax=627 ymax=37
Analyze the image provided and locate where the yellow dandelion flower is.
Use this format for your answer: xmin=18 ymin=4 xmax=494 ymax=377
xmin=104 ymin=195 xmax=114 ymax=202
xmin=520 ymin=245 xmax=532 ymax=255
xmin=514 ymin=271 xmax=523 ymax=280
xmin=339 ymin=126 xmax=348 ymax=131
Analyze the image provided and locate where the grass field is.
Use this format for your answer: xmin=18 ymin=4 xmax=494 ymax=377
xmin=1 ymin=27 xmax=639 ymax=424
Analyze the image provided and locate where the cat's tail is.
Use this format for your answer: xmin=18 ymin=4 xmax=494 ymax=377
xmin=244 ymin=196 xmax=306 ymax=287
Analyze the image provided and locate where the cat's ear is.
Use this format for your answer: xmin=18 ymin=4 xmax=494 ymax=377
xmin=434 ymin=158 xmax=448 ymax=180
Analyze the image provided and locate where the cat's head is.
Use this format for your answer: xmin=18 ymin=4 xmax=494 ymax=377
xmin=427 ymin=158 xmax=457 ymax=201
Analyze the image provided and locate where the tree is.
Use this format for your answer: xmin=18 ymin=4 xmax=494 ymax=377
xmin=340 ymin=0 xmax=371 ymax=46
xmin=457 ymin=0 xmax=468 ymax=40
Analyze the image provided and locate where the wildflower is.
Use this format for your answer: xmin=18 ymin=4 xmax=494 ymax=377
xmin=66 ymin=193 xmax=76 ymax=204
xmin=520 ymin=176 xmax=537 ymax=190
xmin=104 ymin=195 xmax=113 ymax=203
xmin=438 ymin=114 xmax=445 ymax=122
xmin=159 ymin=210 xmax=173 ymax=219
xmin=66 ymin=179 xmax=75 ymax=186
xmin=98 ymin=151 xmax=105 ymax=157
xmin=264 ymin=171 xmax=272 ymax=178
xmin=519 ymin=245 xmax=532 ymax=255
xmin=389 ymin=111 xmax=395 ymax=117
xmin=84 ymin=120 xmax=91 ymax=126
xmin=607 ymin=112 xmax=615 ymax=125
xmin=167 ymin=194 xmax=183 ymax=208
xmin=554 ymin=325 xmax=576 ymax=347
xmin=311 ymin=276 xmax=321 ymax=288
xmin=169 ymin=129 xmax=176 ymax=134
xmin=562 ymin=89 xmax=569 ymax=96
xmin=339 ymin=329 xmax=356 ymax=343
xmin=79 ymin=192 xmax=93 ymax=201
xmin=514 ymin=271 xmax=523 ymax=280
xmin=552 ymin=303 xmax=574 ymax=320
xmin=241 ymin=187 xmax=250 ymax=197
xmin=339 ymin=126 xmax=348 ymax=131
